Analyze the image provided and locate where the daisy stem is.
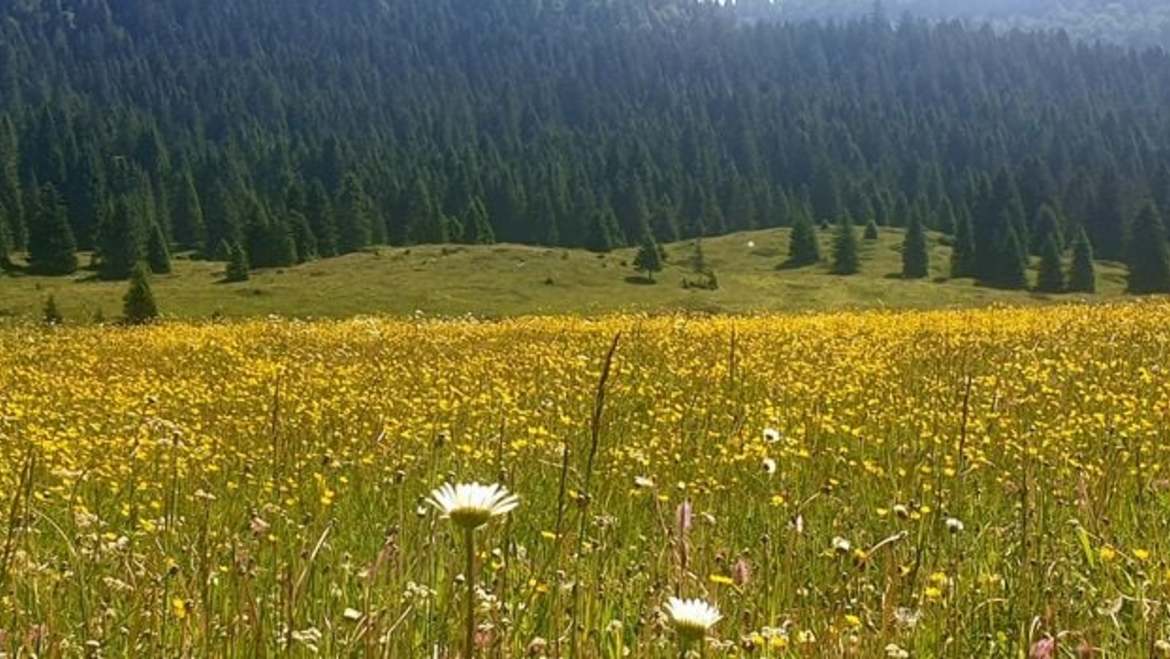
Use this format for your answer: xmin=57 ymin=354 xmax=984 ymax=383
xmin=465 ymin=527 xmax=476 ymax=659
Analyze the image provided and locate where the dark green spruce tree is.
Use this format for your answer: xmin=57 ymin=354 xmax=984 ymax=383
xmin=831 ymin=214 xmax=860 ymax=275
xmin=633 ymin=233 xmax=663 ymax=282
xmin=405 ymin=177 xmax=448 ymax=244
xmin=171 ymin=169 xmax=206 ymax=250
xmin=1035 ymin=235 xmax=1065 ymax=293
xmin=1068 ymin=228 xmax=1097 ymax=293
xmin=901 ymin=215 xmax=929 ymax=278
xmin=0 ymin=116 xmax=24 ymax=250
xmin=995 ymin=227 xmax=1029 ymax=290
xmin=950 ymin=210 xmax=977 ymax=278
xmin=1030 ymin=204 xmax=1064 ymax=255
xmin=98 ymin=197 xmax=144 ymax=280
xmin=225 ymin=243 xmax=250 ymax=282
xmin=1126 ymin=201 xmax=1170 ymax=294
xmin=585 ymin=206 xmax=622 ymax=253
xmin=692 ymin=238 xmax=707 ymax=273
xmin=0 ymin=207 xmax=9 ymax=266
xmin=305 ymin=180 xmax=338 ymax=257
xmin=214 ymin=239 xmax=233 ymax=262
xmin=936 ymin=197 xmax=957 ymax=235
xmin=462 ymin=197 xmax=495 ymax=245
xmin=122 ymin=262 xmax=159 ymax=324
xmin=336 ymin=174 xmax=373 ymax=254
xmin=786 ymin=213 xmax=820 ymax=267
xmin=864 ymin=219 xmax=879 ymax=241
xmin=289 ymin=211 xmax=318 ymax=263
xmin=27 ymin=185 xmax=78 ymax=276
xmin=147 ymin=222 xmax=172 ymax=274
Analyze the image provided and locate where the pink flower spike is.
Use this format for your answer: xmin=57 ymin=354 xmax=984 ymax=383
xmin=1030 ymin=637 xmax=1056 ymax=659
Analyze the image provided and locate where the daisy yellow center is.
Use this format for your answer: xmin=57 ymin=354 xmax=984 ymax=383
xmin=449 ymin=506 xmax=493 ymax=529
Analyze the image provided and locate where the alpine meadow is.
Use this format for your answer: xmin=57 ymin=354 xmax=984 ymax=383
xmin=4 ymin=1 xmax=1170 ymax=657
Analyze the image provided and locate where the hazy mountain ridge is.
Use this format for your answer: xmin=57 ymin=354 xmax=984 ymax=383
xmin=735 ymin=0 xmax=1170 ymax=48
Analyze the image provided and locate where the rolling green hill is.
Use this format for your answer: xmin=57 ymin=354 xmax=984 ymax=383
xmin=0 ymin=227 xmax=1130 ymax=322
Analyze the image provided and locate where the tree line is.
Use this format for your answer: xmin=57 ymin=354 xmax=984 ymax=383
xmin=748 ymin=0 xmax=1170 ymax=50
xmin=1 ymin=0 xmax=1169 ymax=293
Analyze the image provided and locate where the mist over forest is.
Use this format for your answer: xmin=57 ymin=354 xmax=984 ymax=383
xmin=734 ymin=0 xmax=1170 ymax=48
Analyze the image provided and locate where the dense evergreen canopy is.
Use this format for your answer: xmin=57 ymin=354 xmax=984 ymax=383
xmin=0 ymin=0 xmax=1169 ymax=285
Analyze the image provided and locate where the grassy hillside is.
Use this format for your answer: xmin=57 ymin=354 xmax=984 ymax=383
xmin=0 ymin=227 xmax=1131 ymax=322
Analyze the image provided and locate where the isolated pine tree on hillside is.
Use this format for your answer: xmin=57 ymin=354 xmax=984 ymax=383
xmin=692 ymin=238 xmax=707 ymax=273
xmin=633 ymin=233 xmax=663 ymax=282
xmin=831 ymin=214 xmax=860 ymax=275
xmin=786 ymin=214 xmax=820 ymax=266
xmin=901 ymin=215 xmax=929 ymax=279
xmin=864 ymin=219 xmax=879 ymax=241
xmin=123 ymin=263 xmax=159 ymax=324
xmin=225 ymin=243 xmax=250 ymax=282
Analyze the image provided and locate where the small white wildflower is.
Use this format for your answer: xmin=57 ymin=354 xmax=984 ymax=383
xmin=427 ymin=483 xmax=519 ymax=530
xmin=885 ymin=642 xmax=910 ymax=658
xmin=894 ymin=607 xmax=921 ymax=629
xmin=664 ymin=597 xmax=721 ymax=642
xmin=788 ymin=514 xmax=804 ymax=534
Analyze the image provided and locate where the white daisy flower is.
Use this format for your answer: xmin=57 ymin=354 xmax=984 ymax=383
xmin=894 ymin=607 xmax=921 ymax=629
xmin=885 ymin=643 xmax=910 ymax=658
xmin=427 ymin=482 xmax=519 ymax=530
xmin=762 ymin=457 xmax=777 ymax=475
xmin=763 ymin=428 xmax=781 ymax=444
xmin=945 ymin=517 xmax=964 ymax=534
xmin=832 ymin=536 xmax=852 ymax=554
xmin=788 ymin=513 xmax=804 ymax=534
xmin=665 ymin=597 xmax=722 ymax=642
